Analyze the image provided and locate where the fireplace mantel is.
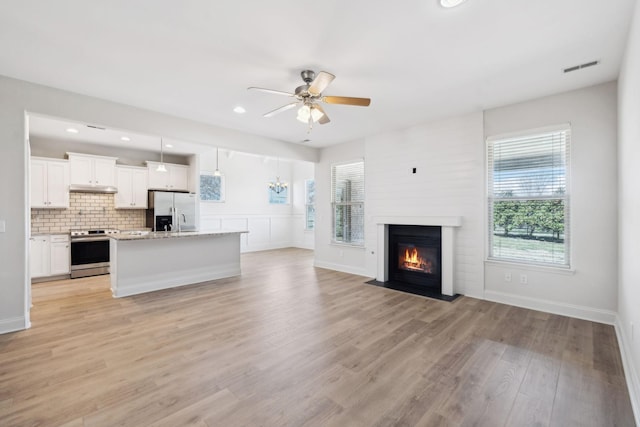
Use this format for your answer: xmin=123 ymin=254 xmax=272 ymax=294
xmin=375 ymin=216 xmax=462 ymax=227
xmin=375 ymin=216 xmax=461 ymax=296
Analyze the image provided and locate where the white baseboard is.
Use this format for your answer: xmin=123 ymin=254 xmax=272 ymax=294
xmin=0 ymin=316 xmax=29 ymax=334
xmin=483 ymin=290 xmax=617 ymax=325
xmin=615 ymin=316 xmax=640 ymax=425
xmin=313 ymin=260 xmax=370 ymax=278
xmin=242 ymin=241 xmax=293 ymax=253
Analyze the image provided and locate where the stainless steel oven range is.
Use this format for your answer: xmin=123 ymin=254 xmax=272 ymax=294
xmin=70 ymin=229 xmax=119 ymax=278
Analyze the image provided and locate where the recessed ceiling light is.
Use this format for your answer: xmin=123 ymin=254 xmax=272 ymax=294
xmin=120 ymin=136 xmax=131 ymax=142
xmin=165 ymin=144 xmax=173 ymax=148
xmin=66 ymin=128 xmax=79 ymax=134
xmin=233 ymin=106 xmax=246 ymax=114
xmin=440 ymin=0 xmax=467 ymax=8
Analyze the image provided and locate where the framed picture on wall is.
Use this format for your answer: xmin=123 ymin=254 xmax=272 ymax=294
xmin=200 ymin=172 xmax=225 ymax=202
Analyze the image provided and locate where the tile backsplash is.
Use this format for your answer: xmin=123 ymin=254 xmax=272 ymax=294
xmin=31 ymin=193 xmax=146 ymax=234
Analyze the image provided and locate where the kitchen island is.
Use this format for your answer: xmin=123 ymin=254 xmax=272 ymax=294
xmin=109 ymin=230 xmax=248 ymax=297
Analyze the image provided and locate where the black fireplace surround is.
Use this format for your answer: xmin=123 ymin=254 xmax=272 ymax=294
xmin=388 ymin=225 xmax=442 ymax=293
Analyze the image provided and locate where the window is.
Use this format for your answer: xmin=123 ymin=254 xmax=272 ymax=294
xmin=487 ymin=125 xmax=570 ymax=266
xmin=305 ymin=179 xmax=315 ymax=230
xmin=331 ymin=160 xmax=364 ymax=246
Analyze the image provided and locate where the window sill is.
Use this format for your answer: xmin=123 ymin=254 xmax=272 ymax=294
xmin=485 ymin=259 xmax=575 ymax=275
xmin=330 ymin=241 xmax=365 ymax=249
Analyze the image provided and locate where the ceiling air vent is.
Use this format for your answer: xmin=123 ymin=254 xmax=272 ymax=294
xmin=86 ymin=124 xmax=106 ymax=130
xmin=563 ymin=60 xmax=600 ymax=73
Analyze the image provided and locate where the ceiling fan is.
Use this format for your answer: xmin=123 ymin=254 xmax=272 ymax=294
xmin=248 ymin=70 xmax=371 ymax=132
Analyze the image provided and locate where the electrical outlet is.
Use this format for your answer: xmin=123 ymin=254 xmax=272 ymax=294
xmin=519 ymin=274 xmax=528 ymax=284
xmin=339 ymin=250 xmax=344 ymax=257
xmin=504 ymin=273 xmax=512 ymax=282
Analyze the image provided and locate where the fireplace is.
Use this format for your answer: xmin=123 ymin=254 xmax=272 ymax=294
xmin=375 ymin=216 xmax=461 ymax=297
xmin=389 ymin=225 xmax=442 ymax=292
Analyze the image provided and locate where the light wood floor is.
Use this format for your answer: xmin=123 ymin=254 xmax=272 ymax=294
xmin=0 ymin=248 xmax=634 ymax=426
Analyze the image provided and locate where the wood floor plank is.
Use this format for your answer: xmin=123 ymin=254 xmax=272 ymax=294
xmin=0 ymin=248 xmax=634 ymax=426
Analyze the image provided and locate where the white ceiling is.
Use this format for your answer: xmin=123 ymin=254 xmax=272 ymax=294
xmin=1 ymin=0 xmax=636 ymax=148
xmin=28 ymin=114 xmax=213 ymax=155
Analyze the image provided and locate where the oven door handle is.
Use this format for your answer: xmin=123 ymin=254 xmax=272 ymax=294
xmin=71 ymin=237 xmax=111 ymax=242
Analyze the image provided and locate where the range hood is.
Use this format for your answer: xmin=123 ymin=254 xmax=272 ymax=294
xmin=69 ymin=184 xmax=118 ymax=194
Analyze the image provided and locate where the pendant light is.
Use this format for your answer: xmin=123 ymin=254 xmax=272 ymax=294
xmin=156 ymin=138 xmax=167 ymax=172
xmin=214 ymin=147 xmax=221 ymax=177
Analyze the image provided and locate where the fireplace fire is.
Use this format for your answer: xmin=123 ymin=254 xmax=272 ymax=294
xmin=399 ymin=245 xmax=435 ymax=273
xmin=388 ymin=225 xmax=442 ymax=292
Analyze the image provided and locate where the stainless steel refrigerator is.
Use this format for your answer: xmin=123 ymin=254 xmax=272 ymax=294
xmin=146 ymin=191 xmax=197 ymax=232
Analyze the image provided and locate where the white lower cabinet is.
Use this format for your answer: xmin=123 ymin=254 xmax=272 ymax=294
xmin=50 ymin=235 xmax=71 ymax=275
xmin=30 ymin=236 xmax=50 ymax=278
xmin=30 ymin=234 xmax=70 ymax=278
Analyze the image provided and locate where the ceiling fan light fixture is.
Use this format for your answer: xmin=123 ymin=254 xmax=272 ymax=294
xmin=440 ymin=0 xmax=467 ymax=8
xmin=296 ymin=104 xmax=324 ymax=123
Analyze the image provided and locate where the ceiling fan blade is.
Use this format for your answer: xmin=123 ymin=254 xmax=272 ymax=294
xmin=248 ymin=87 xmax=295 ymax=97
xmin=308 ymin=71 xmax=336 ymax=96
xmin=263 ymin=102 xmax=299 ymax=118
xmin=323 ymin=96 xmax=371 ymax=107
xmin=313 ymin=104 xmax=331 ymax=124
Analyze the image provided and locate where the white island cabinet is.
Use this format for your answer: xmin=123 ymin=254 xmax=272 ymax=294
xmin=109 ymin=230 xmax=248 ymax=297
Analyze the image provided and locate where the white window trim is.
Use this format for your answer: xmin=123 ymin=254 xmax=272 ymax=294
xmin=331 ymin=159 xmax=365 ymax=247
xmin=485 ymin=123 xmax=572 ymax=268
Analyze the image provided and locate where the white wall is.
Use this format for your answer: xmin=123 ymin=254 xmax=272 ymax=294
xmin=314 ymin=139 xmax=368 ymax=276
xmin=314 ymin=112 xmax=486 ymax=291
xmin=198 ymin=149 xmax=314 ymax=252
xmin=484 ymin=82 xmax=619 ymax=323
xmin=364 ymin=112 xmax=486 ymax=297
xmin=0 ymin=74 xmax=318 ymax=334
xmin=617 ymin=0 xmax=640 ymax=419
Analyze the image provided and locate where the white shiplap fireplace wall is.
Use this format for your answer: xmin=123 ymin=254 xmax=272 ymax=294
xmin=362 ymin=111 xmax=486 ymax=298
xmin=375 ymin=216 xmax=461 ymax=296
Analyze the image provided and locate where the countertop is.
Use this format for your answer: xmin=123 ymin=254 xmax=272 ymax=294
xmin=109 ymin=229 xmax=248 ymax=241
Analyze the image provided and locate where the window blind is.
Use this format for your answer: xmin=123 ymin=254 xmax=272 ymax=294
xmin=331 ymin=160 xmax=365 ymax=245
xmin=487 ymin=126 xmax=570 ymax=266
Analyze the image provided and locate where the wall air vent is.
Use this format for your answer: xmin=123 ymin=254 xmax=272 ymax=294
xmin=563 ymin=60 xmax=600 ymax=73
xmin=86 ymin=124 xmax=106 ymax=130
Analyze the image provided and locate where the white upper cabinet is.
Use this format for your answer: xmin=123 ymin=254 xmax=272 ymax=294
xmin=115 ymin=166 xmax=148 ymax=209
xmin=30 ymin=157 xmax=69 ymax=208
xmin=146 ymin=161 xmax=190 ymax=192
xmin=67 ymin=152 xmax=117 ymax=187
